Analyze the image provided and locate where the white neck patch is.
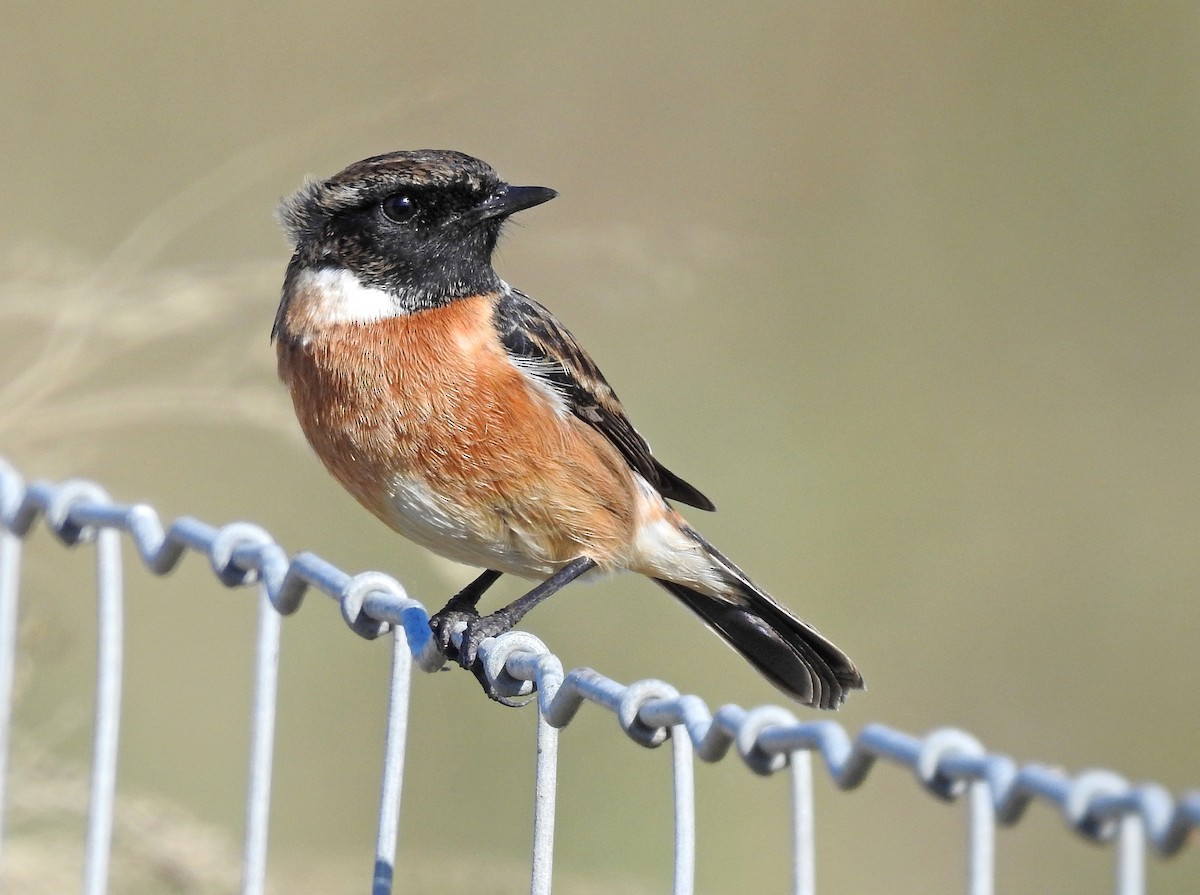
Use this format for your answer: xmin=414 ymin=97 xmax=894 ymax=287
xmin=293 ymin=267 xmax=403 ymax=326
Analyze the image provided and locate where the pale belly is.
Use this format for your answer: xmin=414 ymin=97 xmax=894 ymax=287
xmin=382 ymin=472 xmax=577 ymax=579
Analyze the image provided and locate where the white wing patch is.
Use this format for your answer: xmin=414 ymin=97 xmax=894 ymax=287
xmin=508 ymin=355 xmax=573 ymax=417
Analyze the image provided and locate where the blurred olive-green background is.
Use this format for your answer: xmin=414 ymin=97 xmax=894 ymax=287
xmin=2 ymin=4 xmax=1198 ymax=893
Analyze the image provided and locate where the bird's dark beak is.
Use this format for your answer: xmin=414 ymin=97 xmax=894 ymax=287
xmin=468 ymin=185 xmax=557 ymax=223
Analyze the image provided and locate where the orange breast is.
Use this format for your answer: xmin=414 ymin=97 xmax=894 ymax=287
xmin=276 ymin=294 xmax=638 ymax=575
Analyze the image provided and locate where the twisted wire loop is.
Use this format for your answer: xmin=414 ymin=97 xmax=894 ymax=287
xmin=1 ymin=460 xmax=1199 ymax=895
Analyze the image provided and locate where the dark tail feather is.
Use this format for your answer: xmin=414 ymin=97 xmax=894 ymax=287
xmin=654 ymin=536 xmax=863 ymax=709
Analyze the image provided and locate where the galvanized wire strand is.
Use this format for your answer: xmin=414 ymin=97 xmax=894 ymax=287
xmin=488 ymin=636 xmax=1200 ymax=868
xmin=967 ymin=780 xmax=995 ymax=895
xmin=0 ymin=521 xmax=19 ymax=881
xmin=530 ymin=708 xmax=559 ymax=895
xmin=371 ymin=630 xmax=413 ymax=895
xmin=22 ymin=480 xmax=133 ymax=895
xmin=2 ymin=462 xmax=1200 ymax=895
xmin=473 ymin=630 xmax=560 ymax=895
xmin=916 ymin=729 xmax=994 ymax=895
xmin=1117 ymin=814 xmax=1146 ymax=895
xmin=85 ymin=518 xmax=124 ymax=895
xmin=670 ymin=724 xmax=695 ymax=895
xmin=789 ymin=750 xmax=815 ymax=895
xmin=241 ymin=584 xmax=282 ymax=895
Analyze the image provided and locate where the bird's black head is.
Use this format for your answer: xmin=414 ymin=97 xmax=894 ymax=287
xmin=278 ymin=149 xmax=556 ymax=311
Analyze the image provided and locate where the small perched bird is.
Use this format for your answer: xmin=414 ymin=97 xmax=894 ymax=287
xmin=272 ymin=150 xmax=863 ymax=708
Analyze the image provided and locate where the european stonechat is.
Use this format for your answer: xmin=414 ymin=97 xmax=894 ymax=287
xmin=272 ymin=150 xmax=863 ymax=708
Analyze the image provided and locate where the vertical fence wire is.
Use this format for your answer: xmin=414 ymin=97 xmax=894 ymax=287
xmin=530 ymin=709 xmax=560 ymax=895
xmin=967 ymin=779 xmax=995 ymax=895
xmin=0 ymin=529 xmax=19 ymax=882
xmin=371 ymin=628 xmax=414 ymax=895
xmin=1116 ymin=815 xmax=1146 ymax=895
xmin=670 ymin=725 xmax=695 ymax=895
xmin=241 ymin=584 xmax=282 ymax=895
xmin=789 ymin=750 xmax=815 ymax=895
xmin=0 ymin=467 xmax=1196 ymax=895
xmin=83 ymin=526 xmax=124 ymax=895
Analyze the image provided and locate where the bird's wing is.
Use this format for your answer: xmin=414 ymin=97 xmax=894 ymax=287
xmin=493 ymin=288 xmax=715 ymax=511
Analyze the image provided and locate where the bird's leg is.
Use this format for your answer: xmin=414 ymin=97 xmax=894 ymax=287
xmin=458 ymin=556 xmax=598 ymax=676
xmin=429 ymin=569 xmax=503 ymax=657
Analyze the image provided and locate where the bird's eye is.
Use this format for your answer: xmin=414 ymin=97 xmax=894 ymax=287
xmin=381 ymin=193 xmax=418 ymax=223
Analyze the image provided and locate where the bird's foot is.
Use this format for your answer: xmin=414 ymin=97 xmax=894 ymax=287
xmin=454 ymin=611 xmax=516 ymax=672
xmin=460 ymin=612 xmax=529 ymax=705
xmin=430 ymin=606 xmax=524 ymax=703
xmin=428 ymin=594 xmax=481 ymax=660
xmin=429 ymin=559 xmax=594 ymax=703
xmin=429 ymin=601 xmax=518 ymax=693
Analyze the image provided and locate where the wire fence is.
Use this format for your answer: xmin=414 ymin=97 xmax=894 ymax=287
xmin=0 ymin=457 xmax=1196 ymax=895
